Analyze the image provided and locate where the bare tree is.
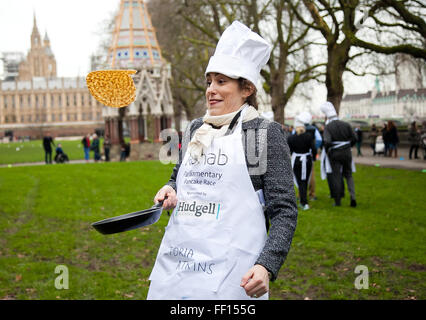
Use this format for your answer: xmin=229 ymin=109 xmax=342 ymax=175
xmin=165 ymin=0 xmax=324 ymax=124
xmin=291 ymin=0 xmax=425 ymax=114
xmin=149 ymin=0 xmax=213 ymax=129
xmin=348 ymin=0 xmax=426 ymax=59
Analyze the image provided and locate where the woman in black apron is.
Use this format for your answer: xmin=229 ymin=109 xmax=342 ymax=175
xmin=288 ymin=118 xmax=315 ymax=210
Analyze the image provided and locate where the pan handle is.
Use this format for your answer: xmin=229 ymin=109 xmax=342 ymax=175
xmin=153 ymin=195 xmax=168 ymax=208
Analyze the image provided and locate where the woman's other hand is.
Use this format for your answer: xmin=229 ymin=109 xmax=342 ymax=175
xmin=240 ymin=264 xmax=269 ymax=298
xmin=154 ymin=185 xmax=177 ymax=210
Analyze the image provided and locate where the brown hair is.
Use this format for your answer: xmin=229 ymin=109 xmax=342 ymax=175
xmin=387 ymin=120 xmax=395 ymax=131
xmin=238 ymin=78 xmax=258 ymax=109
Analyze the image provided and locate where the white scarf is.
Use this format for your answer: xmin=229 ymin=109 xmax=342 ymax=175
xmin=188 ymin=103 xmax=259 ymax=160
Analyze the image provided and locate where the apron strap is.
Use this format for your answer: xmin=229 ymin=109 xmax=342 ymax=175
xmin=331 ymin=141 xmax=351 ymax=149
xmin=225 ymin=110 xmax=242 ymax=135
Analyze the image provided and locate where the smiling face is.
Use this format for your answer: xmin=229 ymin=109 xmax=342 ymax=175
xmin=205 ymin=73 xmax=252 ymax=116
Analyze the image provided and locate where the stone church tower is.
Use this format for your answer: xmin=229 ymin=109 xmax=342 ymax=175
xmin=18 ymin=14 xmax=57 ymax=80
xmin=103 ymin=0 xmax=174 ymax=152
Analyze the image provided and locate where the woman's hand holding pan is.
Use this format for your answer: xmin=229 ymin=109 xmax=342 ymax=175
xmin=154 ymin=185 xmax=177 ymax=210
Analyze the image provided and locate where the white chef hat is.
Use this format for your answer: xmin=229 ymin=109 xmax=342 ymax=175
xmin=297 ymin=111 xmax=312 ymax=125
xmin=320 ymin=102 xmax=337 ymax=118
xmin=294 ymin=118 xmax=305 ymax=128
xmin=205 ymin=21 xmax=272 ymax=89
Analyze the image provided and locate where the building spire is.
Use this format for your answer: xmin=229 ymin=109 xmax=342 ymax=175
xmin=108 ymin=0 xmax=164 ymax=69
xmin=31 ymin=11 xmax=41 ymax=48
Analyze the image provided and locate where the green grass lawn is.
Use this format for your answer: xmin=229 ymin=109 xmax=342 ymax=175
xmin=0 ymin=161 xmax=425 ymax=300
xmin=0 ymin=139 xmax=88 ymax=164
xmin=0 ymin=138 xmax=131 ymax=165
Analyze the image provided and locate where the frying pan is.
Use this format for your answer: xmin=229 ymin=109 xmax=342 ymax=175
xmin=91 ymin=200 xmax=164 ymax=235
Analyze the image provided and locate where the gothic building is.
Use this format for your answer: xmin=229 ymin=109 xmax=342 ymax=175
xmin=0 ymin=14 xmax=104 ymax=139
xmin=0 ymin=1 xmax=174 ymax=148
xmin=18 ymin=15 xmax=57 ymax=80
xmin=101 ymin=0 xmax=174 ymax=147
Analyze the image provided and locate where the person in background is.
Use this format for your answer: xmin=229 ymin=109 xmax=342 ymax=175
xmin=368 ymin=124 xmax=378 ymax=156
xmin=320 ymin=102 xmax=357 ymax=208
xmin=354 ymin=126 xmax=363 ymax=156
xmin=54 ymin=143 xmax=69 ymax=163
xmin=387 ymin=121 xmax=399 ymax=158
xmin=148 ymin=21 xmax=297 ymax=300
xmin=125 ymin=142 xmax=131 ymax=160
xmin=103 ymin=135 xmax=112 ymax=162
xmin=381 ymin=123 xmax=389 ymax=156
xmin=421 ymin=121 xmax=426 ymax=160
xmin=42 ymin=132 xmax=55 ymax=164
xmin=91 ymin=133 xmax=101 ymax=162
xmin=408 ymin=121 xmax=420 ymax=160
xmin=82 ymin=134 xmax=91 ymax=163
xmin=297 ymin=111 xmax=322 ymax=201
xmin=288 ymin=114 xmax=315 ymax=210
xmin=120 ymin=140 xmax=127 ymax=162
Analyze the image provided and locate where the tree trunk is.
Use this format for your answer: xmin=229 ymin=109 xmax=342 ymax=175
xmin=269 ymin=65 xmax=286 ymax=124
xmin=325 ymin=41 xmax=351 ymax=114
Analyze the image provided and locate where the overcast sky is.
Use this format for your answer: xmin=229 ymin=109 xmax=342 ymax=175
xmin=0 ymin=0 xmax=119 ymax=77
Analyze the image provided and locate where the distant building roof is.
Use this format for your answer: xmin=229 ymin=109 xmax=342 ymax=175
xmin=342 ymin=91 xmax=372 ymax=101
xmin=343 ymin=88 xmax=426 ymax=102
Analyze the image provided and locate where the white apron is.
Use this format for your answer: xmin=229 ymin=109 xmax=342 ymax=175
xmin=291 ymin=151 xmax=311 ymax=188
xmin=147 ymin=110 xmax=268 ymax=300
xmin=320 ymin=141 xmax=356 ymax=180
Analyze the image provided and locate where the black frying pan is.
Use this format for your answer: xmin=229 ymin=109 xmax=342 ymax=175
xmin=91 ymin=200 xmax=164 ymax=235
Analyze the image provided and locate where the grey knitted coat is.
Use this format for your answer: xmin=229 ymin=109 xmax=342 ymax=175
xmin=165 ymin=116 xmax=298 ymax=281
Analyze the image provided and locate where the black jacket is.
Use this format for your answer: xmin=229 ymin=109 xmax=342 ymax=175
xmin=43 ymin=136 xmax=54 ymax=151
xmin=287 ymin=131 xmax=316 ymax=155
xmin=323 ymin=120 xmax=357 ymax=152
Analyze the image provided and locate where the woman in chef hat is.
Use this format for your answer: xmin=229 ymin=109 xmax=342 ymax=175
xmin=148 ymin=21 xmax=298 ymax=300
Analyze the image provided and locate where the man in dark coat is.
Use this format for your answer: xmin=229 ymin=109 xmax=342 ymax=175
xmin=42 ymin=133 xmax=55 ymax=164
xmin=320 ymin=102 xmax=357 ymax=207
